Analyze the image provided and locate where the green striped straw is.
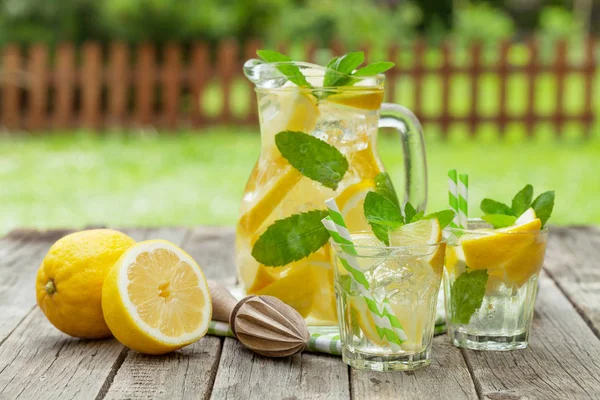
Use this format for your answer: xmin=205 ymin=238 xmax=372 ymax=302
xmin=322 ymin=198 xmax=407 ymax=348
xmin=458 ymin=173 xmax=469 ymax=229
xmin=448 ymin=169 xmax=461 ymax=228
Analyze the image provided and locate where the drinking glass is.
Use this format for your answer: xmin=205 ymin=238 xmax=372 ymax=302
xmin=331 ymin=233 xmax=444 ymax=371
xmin=443 ymin=221 xmax=548 ymax=350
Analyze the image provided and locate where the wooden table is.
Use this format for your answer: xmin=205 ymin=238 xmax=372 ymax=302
xmin=1 ymin=226 xmax=600 ymax=400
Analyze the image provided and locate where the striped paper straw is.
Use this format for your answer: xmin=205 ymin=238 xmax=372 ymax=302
xmin=448 ymin=169 xmax=461 ymax=228
xmin=323 ymin=199 xmax=407 ymax=347
xmin=458 ymin=173 xmax=469 ymax=229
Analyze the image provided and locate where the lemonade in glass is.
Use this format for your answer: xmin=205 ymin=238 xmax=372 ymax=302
xmin=444 ymin=215 xmax=549 ymax=350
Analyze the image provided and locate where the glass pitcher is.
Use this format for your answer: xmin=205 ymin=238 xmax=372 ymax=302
xmin=236 ymin=60 xmax=427 ymax=325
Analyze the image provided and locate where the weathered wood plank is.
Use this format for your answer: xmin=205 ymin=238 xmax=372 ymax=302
xmin=463 ymin=274 xmax=600 ymax=400
xmin=351 ymin=337 xmax=478 ymax=400
xmin=0 ymin=309 xmax=124 ymax=399
xmin=101 ymin=227 xmax=223 ymax=400
xmin=103 ymin=336 xmax=222 ymax=400
xmin=211 ymin=338 xmax=349 ymax=400
xmin=544 ymin=226 xmax=600 ymax=337
xmin=0 ymin=230 xmax=71 ymax=344
xmin=183 ymin=226 xmax=236 ymax=286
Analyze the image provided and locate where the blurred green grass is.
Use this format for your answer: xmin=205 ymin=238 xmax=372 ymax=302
xmin=1 ymin=127 xmax=598 ymax=235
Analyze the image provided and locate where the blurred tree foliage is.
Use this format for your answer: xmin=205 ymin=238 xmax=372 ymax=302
xmin=0 ymin=0 xmax=585 ymax=46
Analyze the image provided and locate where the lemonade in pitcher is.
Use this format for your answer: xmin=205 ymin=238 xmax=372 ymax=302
xmin=236 ymin=51 xmax=428 ymax=325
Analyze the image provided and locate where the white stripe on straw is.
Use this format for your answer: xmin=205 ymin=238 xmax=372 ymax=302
xmin=458 ymin=174 xmax=469 ymax=229
xmin=448 ymin=169 xmax=461 ymax=228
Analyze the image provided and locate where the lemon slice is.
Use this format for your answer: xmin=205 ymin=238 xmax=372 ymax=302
xmin=461 ymin=217 xmax=543 ymax=287
xmin=102 ymin=240 xmax=211 ymax=355
xmin=335 ymin=179 xmax=375 ymax=230
xmin=251 ymin=249 xmax=333 ymax=321
xmin=269 ymin=89 xmax=320 ymax=133
xmin=350 ymin=296 xmax=388 ymax=346
xmin=514 ymin=207 xmax=537 ymax=226
xmin=389 ymin=218 xmax=442 ymax=247
xmin=390 ymin=218 xmax=444 ymax=274
xmin=327 ymin=90 xmax=384 ymax=110
xmin=255 ymin=262 xmax=317 ymax=318
xmin=237 ymin=167 xmax=302 ymax=237
xmin=237 ymin=91 xmax=319 ymax=238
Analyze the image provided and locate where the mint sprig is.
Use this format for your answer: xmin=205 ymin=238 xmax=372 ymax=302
xmin=531 ymin=191 xmax=555 ymax=228
xmin=364 ymin=191 xmax=403 ymax=246
xmin=480 ymin=184 xmax=555 ymax=228
xmin=364 ymin=173 xmax=455 ymax=244
xmin=511 ymin=184 xmax=534 ymax=217
xmin=257 ymin=50 xmax=312 ymax=88
xmin=251 ymin=210 xmax=330 ymax=267
xmin=257 ymin=49 xmax=395 ymax=90
xmin=374 ymin=172 xmax=401 ymax=210
xmin=323 ymin=52 xmax=365 ymax=87
xmin=275 ymin=131 xmax=348 ymax=190
xmin=352 ymin=62 xmax=396 ymax=77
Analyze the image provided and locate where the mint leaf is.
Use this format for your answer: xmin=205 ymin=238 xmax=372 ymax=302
xmin=352 ymin=61 xmax=395 ymax=77
xmin=531 ymin=191 xmax=555 ymax=228
xmin=411 ymin=210 xmax=425 ymax=223
xmin=252 ymin=210 xmax=330 ymax=267
xmin=482 ymin=214 xmax=517 ymax=228
xmin=480 ymin=199 xmax=514 ymax=216
xmin=425 ymin=210 xmax=456 ymax=228
xmin=323 ymin=52 xmax=365 ymax=87
xmin=333 ymin=52 xmax=365 ymax=74
xmin=256 ymin=50 xmax=311 ymax=88
xmin=374 ymin=172 xmax=401 ymax=209
xmin=275 ymin=131 xmax=348 ymax=190
xmin=404 ymin=202 xmax=417 ymax=224
xmin=256 ymin=50 xmax=290 ymax=63
xmin=363 ymin=191 xmax=403 ymax=246
xmin=450 ymin=269 xmax=489 ymax=324
xmin=511 ymin=184 xmax=533 ymax=216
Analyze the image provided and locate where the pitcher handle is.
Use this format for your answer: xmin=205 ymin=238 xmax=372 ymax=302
xmin=378 ymin=103 xmax=428 ymax=212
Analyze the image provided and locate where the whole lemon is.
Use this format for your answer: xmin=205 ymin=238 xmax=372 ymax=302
xmin=36 ymin=229 xmax=136 ymax=338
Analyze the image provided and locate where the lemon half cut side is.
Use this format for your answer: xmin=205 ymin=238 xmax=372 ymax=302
xmin=102 ymin=240 xmax=212 ymax=355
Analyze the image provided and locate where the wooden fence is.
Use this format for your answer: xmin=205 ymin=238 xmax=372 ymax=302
xmin=0 ymin=39 xmax=596 ymax=137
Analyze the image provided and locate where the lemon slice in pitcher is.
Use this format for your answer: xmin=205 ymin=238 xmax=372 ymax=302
xmin=238 ymin=91 xmax=319 ymax=237
xmin=102 ymin=240 xmax=212 ymax=355
xmin=335 ymin=179 xmax=375 ymax=230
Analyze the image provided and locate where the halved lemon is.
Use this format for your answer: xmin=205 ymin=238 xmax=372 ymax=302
xmin=102 ymin=240 xmax=211 ymax=355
